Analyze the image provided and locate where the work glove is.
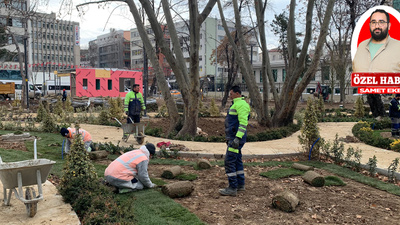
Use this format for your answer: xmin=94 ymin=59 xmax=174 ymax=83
xmin=231 ymin=137 xmax=240 ymax=149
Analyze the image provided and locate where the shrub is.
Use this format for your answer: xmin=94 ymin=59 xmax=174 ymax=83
xmin=354 ymin=96 xmax=365 ymax=118
xmin=390 ymin=139 xmax=400 ymax=151
xmin=298 ymin=98 xmax=322 ymax=159
xmin=209 ymin=98 xmax=220 ymax=117
xmin=40 ymin=113 xmax=57 ymax=133
xmin=108 ymin=97 xmax=124 ymax=121
xmin=58 ymin=125 xmax=98 ymax=204
xmin=36 ymin=101 xmax=48 ymax=122
xmin=316 ymin=96 xmax=325 ymax=121
xmin=388 ymin=158 xmax=399 ymax=183
xmin=97 ymin=110 xmax=111 ymax=125
xmin=198 ymin=100 xmax=210 ymax=117
xmin=344 ymin=146 xmax=363 ymax=171
xmin=367 ymin=155 xmax=378 ymax=176
xmin=53 ymin=96 xmax=64 ymax=116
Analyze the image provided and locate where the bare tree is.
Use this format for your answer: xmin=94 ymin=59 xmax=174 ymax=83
xmin=209 ymin=30 xmax=252 ymax=108
xmin=76 ymin=0 xmax=216 ymax=136
xmin=218 ymin=0 xmax=335 ymax=127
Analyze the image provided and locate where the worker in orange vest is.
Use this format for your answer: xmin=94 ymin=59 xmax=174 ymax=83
xmin=60 ymin=127 xmax=92 ymax=153
xmin=104 ymin=143 xmax=156 ymax=193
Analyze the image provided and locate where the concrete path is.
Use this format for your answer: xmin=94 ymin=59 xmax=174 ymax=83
xmin=82 ymin=122 xmax=400 ymax=171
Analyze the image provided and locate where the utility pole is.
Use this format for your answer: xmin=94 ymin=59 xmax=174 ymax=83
xmin=24 ymin=37 xmax=29 ymax=109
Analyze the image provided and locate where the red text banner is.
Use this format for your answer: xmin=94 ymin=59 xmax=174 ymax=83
xmin=351 ymin=73 xmax=400 ymax=87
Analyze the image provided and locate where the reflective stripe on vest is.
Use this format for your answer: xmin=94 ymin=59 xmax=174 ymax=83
xmin=105 ymin=150 xmax=148 ymax=181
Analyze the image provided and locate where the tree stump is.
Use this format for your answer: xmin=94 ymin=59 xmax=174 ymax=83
xmin=89 ymin=150 xmax=109 ymax=160
xmin=162 ymin=181 xmax=194 ymax=198
xmin=272 ymin=190 xmax=299 ymax=212
xmin=302 ymin=171 xmax=325 ymax=187
xmin=197 ymin=159 xmax=212 ymax=169
xmin=161 ymin=166 xmax=182 ymax=179
xmin=292 ymin=163 xmax=314 ymax=171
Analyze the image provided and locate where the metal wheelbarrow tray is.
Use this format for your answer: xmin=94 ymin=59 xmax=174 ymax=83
xmin=0 ymin=158 xmax=56 ymax=217
xmin=114 ymin=117 xmax=149 ymax=144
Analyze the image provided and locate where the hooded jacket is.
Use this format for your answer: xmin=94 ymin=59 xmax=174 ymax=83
xmin=104 ymin=146 xmax=153 ymax=188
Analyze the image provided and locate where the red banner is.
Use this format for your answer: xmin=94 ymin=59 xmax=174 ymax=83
xmin=351 ymin=73 xmax=400 ymax=87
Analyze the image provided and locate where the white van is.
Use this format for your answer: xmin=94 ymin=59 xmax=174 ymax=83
xmin=0 ymin=80 xmax=42 ymax=100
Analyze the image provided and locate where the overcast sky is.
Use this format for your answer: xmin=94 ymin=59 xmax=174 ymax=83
xmin=37 ymin=0 xmax=290 ymax=49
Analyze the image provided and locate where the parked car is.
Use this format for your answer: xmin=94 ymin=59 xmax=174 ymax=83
xmin=170 ymin=89 xmax=181 ymax=96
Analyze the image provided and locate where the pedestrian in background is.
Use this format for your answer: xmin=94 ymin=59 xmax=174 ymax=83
xmin=124 ymin=84 xmax=145 ymax=124
xmin=62 ymin=89 xmax=67 ymax=102
xmin=389 ymin=94 xmax=400 ymax=138
xmin=219 ymin=85 xmax=250 ymax=196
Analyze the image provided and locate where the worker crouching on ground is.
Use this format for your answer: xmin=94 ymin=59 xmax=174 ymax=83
xmin=219 ymin=85 xmax=250 ymax=196
xmin=104 ymin=143 xmax=157 ymax=193
xmin=60 ymin=127 xmax=93 ymax=153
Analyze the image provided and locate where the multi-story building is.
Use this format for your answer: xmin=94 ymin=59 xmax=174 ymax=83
xmin=96 ymin=29 xmax=130 ymax=69
xmin=1 ymin=1 xmax=80 ymax=85
xmin=30 ymin=12 xmax=80 ymax=74
xmin=88 ymin=39 xmax=98 ymax=67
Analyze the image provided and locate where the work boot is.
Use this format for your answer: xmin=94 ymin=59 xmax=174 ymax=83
xmin=219 ymin=187 xmax=237 ymax=196
xmin=237 ymin=185 xmax=245 ymax=191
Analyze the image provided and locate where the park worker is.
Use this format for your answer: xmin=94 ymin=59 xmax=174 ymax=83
xmin=124 ymin=84 xmax=145 ymax=124
xmin=219 ymin=85 xmax=250 ymax=196
xmin=104 ymin=143 xmax=156 ymax=193
xmin=389 ymin=94 xmax=400 ymax=138
xmin=60 ymin=127 xmax=93 ymax=153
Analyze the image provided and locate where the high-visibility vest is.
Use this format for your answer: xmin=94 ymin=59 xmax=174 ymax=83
xmin=67 ymin=128 xmax=92 ymax=142
xmin=104 ymin=149 xmax=149 ymax=181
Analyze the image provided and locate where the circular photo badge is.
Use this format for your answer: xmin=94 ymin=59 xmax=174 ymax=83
xmin=351 ymin=5 xmax=400 ymax=61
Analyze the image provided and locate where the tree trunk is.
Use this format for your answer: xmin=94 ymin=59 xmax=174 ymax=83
xmin=127 ymin=0 xmax=180 ymax=133
xmin=367 ymin=94 xmax=385 ymax=117
xmin=302 ymin=171 xmax=325 ymax=187
xmin=272 ymin=190 xmax=299 ymax=212
xmin=161 ymin=166 xmax=182 ymax=179
xmin=162 ymin=181 xmax=194 ymax=198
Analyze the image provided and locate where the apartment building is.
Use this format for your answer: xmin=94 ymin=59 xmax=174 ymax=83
xmin=93 ymin=29 xmax=131 ymax=69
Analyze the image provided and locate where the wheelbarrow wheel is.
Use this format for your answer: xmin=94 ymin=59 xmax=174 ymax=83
xmin=136 ymin=137 xmax=144 ymax=145
xmin=25 ymin=187 xmax=37 ymax=217
xmin=136 ymin=131 xmax=144 ymax=145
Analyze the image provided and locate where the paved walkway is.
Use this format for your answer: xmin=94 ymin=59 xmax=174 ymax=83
xmin=82 ymin=122 xmax=400 ymax=171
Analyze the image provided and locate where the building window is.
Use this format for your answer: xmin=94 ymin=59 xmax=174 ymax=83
xmin=108 ymin=80 xmax=112 ymax=90
xmin=282 ymin=69 xmax=286 ymax=81
xmin=96 ymin=79 xmax=100 ymax=90
xmin=83 ymin=79 xmax=88 ymax=90
xmin=272 ymin=69 xmax=277 ymax=82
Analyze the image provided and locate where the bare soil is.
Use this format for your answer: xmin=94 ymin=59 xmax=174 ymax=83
xmin=94 ymin=158 xmax=400 ymax=225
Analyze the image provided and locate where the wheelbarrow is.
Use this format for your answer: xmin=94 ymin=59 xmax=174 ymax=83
xmin=0 ymin=141 xmax=56 ymax=217
xmin=114 ymin=117 xmax=149 ymax=145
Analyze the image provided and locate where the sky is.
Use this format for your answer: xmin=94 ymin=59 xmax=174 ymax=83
xmin=37 ymin=0 xmax=290 ymax=49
